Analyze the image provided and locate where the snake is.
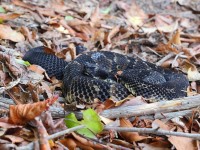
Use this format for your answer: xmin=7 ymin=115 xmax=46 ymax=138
xmin=23 ymin=46 xmax=189 ymax=104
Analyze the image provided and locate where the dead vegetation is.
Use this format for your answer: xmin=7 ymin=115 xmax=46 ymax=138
xmin=0 ymin=0 xmax=200 ymax=149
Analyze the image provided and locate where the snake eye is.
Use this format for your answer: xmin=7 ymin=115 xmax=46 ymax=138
xmin=117 ymin=65 xmax=121 ymax=70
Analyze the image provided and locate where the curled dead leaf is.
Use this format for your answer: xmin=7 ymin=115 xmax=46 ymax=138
xmin=8 ymin=96 xmax=58 ymax=125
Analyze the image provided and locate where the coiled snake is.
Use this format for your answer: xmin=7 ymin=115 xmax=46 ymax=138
xmin=23 ymin=46 xmax=189 ymax=103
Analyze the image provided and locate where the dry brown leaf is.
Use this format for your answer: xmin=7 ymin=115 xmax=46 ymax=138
xmin=0 ymin=13 xmax=20 ymax=21
xmin=155 ymin=15 xmax=178 ymax=33
xmin=50 ymin=0 xmax=69 ymax=12
xmin=152 ymin=120 xmax=196 ymax=150
xmin=119 ymin=96 xmax=146 ymax=107
xmin=8 ymin=96 xmax=58 ymax=125
xmin=0 ymin=52 xmax=22 ymax=77
xmin=20 ymin=26 xmax=36 ymax=45
xmin=28 ymin=64 xmax=45 ymax=74
xmin=112 ymin=139 xmax=134 ymax=149
xmin=59 ymin=138 xmax=77 ymax=149
xmin=40 ymin=82 xmax=53 ymax=98
xmin=168 ymin=135 xmax=196 ymax=150
xmin=12 ymin=0 xmax=35 ymax=10
xmin=0 ymin=24 xmax=25 ymax=42
xmin=138 ymin=143 xmax=169 ymax=150
xmin=90 ymin=5 xmax=100 ymax=27
xmin=155 ymin=43 xmax=179 ymax=54
xmin=119 ymin=118 xmax=147 ymax=142
xmin=168 ymin=29 xmax=181 ymax=45
xmin=41 ymin=111 xmax=66 ymax=135
xmin=72 ymin=132 xmax=105 ymax=149
xmin=67 ymin=19 xmax=88 ymax=27
xmin=125 ymin=2 xmax=148 ymax=29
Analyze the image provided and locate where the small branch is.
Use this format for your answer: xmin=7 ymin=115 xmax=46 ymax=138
xmin=17 ymin=125 xmax=85 ymax=150
xmin=156 ymin=52 xmax=174 ymax=66
xmin=104 ymin=126 xmax=200 ymax=140
xmin=0 ymin=78 xmax=21 ymax=94
xmin=100 ymin=95 xmax=200 ymax=119
xmin=79 ymin=134 xmax=132 ymax=150
xmin=48 ymin=125 xmax=85 ymax=140
xmin=129 ymin=109 xmax=194 ymax=121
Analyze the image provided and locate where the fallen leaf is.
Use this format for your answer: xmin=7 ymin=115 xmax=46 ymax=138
xmin=90 ymin=5 xmax=100 ymax=27
xmin=0 ymin=13 xmax=20 ymax=21
xmin=59 ymin=138 xmax=77 ymax=149
xmin=72 ymin=132 xmax=105 ymax=149
xmin=155 ymin=15 xmax=179 ymax=33
xmin=152 ymin=119 xmax=196 ymax=150
xmin=0 ymin=24 xmax=25 ymax=42
xmin=8 ymin=96 xmax=58 ymax=125
xmin=41 ymin=111 xmax=67 ymax=135
xmin=119 ymin=118 xmax=147 ymax=142
xmin=125 ymin=2 xmax=148 ymax=29
xmin=65 ymin=109 xmax=103 ymax=139
xmin=168 ymin=29 xmax=181 ymax=45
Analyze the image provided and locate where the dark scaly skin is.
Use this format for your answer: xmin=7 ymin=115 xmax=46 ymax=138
xmin=23 ymin=47 xmax=189 ymax=104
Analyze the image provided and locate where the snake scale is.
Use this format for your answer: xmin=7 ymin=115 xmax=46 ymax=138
xmin=23 ymin=46 xmax=189 ymax=103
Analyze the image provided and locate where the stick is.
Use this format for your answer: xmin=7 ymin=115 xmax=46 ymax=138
xmin=156 ymin=52 xmax=174 ymax=66
xmin=17 ymin=125 xmax=85 ymax=150
xmin=100 ymin=95 xmax=200 ymax=119
xmin=104 ymin=126 xmax=200 ymax=140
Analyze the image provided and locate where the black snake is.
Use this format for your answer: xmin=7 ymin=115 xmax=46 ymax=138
xmin=23 ymin=46 xmax=189 ymax=103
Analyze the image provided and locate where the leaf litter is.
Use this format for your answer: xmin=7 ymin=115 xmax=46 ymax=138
xmin=0 ymin=0 xmax=199 ymax=149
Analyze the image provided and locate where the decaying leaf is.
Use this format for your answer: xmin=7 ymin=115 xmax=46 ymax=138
xmin=0 ymin=13 xmax=20 ymax=21
xmin=152 ymin=119 xmax=197 ymax=150
xmin=119 ymin=118 xmax=147 ymax=142
xmin=0 ymin=24 xmax=25 ymax=42
xmin=8 ymin=96 xmax=58 ymax=125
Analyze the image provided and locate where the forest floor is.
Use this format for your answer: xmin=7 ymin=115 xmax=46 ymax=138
xmin=0 ymin=0 xmax=200 ymax=149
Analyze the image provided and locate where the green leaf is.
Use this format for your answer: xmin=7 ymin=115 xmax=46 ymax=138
xmin=0 ymin=6 xmax=6 ymax=13
xmin=15 ymin=59 xmax=31 ymax=66
xmin=65 ymin=109 xmax=103 ymax=139
xmin=81 ymin=108 xmax=104 ymax=134
xmin=65 ymin=16 xmax=74 ymax=21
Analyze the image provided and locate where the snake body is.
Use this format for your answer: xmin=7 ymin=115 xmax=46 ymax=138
xmin=23 ymin=46 xmax=189 ymax=103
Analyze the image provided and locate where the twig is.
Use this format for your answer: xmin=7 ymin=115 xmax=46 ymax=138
xmin=48 ymin=125 xmax=85 ymax=140
xmin=104 ymin=126 xmax=200 ymax=140
xmin=79 ymin=134 xmax=132 ymax=150
xmin=0 ymin=78 xmax=21 ymax=94
xmin=100 ymin=95 xmax=200 ymax=119
xmin=156 ymin=52 xmax=174 ymax=66
xmin=129 ymin=109 xmax=194 ymax=121
xmin=17 ymin=125 xmax=85 ymax=150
